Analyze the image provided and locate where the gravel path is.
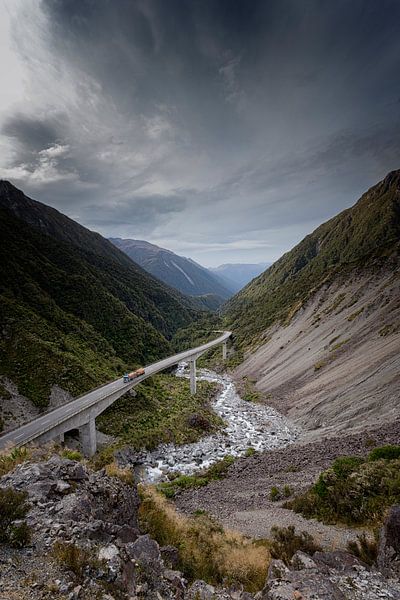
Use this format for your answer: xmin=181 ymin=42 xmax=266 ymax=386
xmin=175 ymin=420 xmax=400 ymax=549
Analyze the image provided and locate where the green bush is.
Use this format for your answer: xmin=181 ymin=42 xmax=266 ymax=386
xmin=287 ymin=453 xmax=400 ymax=526
xmin=283 ymin=485 xmax=293 ymax=498
xmin=0 ymin=487 xmax=31 ymax=546
xmin=368 ymin=445 xmax=400 ymax=461
xmin=158 ymin=456 xmax=235 ymax=498
xmin=245 ymin=447 xmax=256 ymax=457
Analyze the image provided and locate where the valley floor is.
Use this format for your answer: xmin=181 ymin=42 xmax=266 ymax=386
xmin=175 ymin=419 xmax=400 ymax=548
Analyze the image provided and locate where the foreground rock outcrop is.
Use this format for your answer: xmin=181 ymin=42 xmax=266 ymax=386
xmin=264 ymin=550 xmax=400 ymax=599
xmin=1 ymin=456 xmax=400 ymax=599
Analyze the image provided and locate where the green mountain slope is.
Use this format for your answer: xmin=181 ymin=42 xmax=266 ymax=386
xmin=0 ymin=181 xmax=200 ymax=407
xmin=224 ymin=170 xmax=400 ymax=346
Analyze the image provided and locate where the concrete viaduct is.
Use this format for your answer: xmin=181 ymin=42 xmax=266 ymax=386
xmin=0 ymin=331 xmax=231 ymax=457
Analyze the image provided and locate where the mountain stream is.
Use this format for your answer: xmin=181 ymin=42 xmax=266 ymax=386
xmin=137 ymin=363 xmax=299 ymax=482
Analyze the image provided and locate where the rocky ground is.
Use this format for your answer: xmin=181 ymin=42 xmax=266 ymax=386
xmin=1 ymin=454 xmax=400 ymax=599
xmin=175 ymin=420 xmax=400 ymax=546
xmin=0 ymin=379 xmax=74 ymax=434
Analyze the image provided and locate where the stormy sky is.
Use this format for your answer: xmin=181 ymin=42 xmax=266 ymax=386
xmin=0 ymin=0 xmax=399 ymax=266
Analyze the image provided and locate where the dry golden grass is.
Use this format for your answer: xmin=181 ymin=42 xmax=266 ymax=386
xmin=138 ymin=485 xmax=270 ymax=592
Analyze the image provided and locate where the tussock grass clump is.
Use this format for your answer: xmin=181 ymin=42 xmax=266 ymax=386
xmin=286 ymin=447 xmax=400 ymax=526
xmin=51 ymin=541 xmax=103 ymax=581
xmin=347 ymin=532 xmax=378 ymax=566
xmin=0 ymin=447 xmax=30 ymax=477
xmin=269 ymin=486 xmax=281 ymax=501
xmin=0 ymin=487 xmax=31 ymax=547
xmin=139 ymin=486 xmax=270 ymax=592
xmin=105 ymin=462 xmax=133 ymax=485
xmin=269 ymin=526 xmax=321 ymax=565
xmin=61 ymin=449 xmax=83 ymax=461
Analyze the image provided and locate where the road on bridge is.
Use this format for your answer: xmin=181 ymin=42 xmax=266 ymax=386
xmin=0 ymin=330 xmax=232 ymax=452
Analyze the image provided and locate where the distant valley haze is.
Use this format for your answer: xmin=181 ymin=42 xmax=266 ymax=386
xmin=0 ymin=0 xmax=399 ymax=266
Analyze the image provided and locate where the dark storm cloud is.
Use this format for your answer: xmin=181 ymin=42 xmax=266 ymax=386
xmin=2 ymin=114 xmax=63 ymax=152
xmin=1 ymin=0 xmax=399 ymax=265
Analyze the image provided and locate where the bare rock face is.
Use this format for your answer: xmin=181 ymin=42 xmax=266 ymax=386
xmin=0 ymin=455 xmax=139 ymax=543
xmin=377 ymin=505 xmax=400 ymax=578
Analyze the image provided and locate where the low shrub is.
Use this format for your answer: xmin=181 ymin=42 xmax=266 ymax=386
xmin=245 ymin=447 xmax=256 ymax=457
xmin=0 ymin=487 xmax=31 ymax=547
xmin=158 ymin=455 xmax=235 ymax=498
xmin=51 ymin=541 xmax=102 ymax=581
xmin=287 ymin=450 xmax=400 ymax=526
xmin=9 ymin=521 xmax=31 ymax=548
xmin=269 ymin=526 xmax=321 ymax=565
xmin=368 ymin=445 xmax=400 ymax=461
xmin=139 ymin=486 xmax=270 ymax=592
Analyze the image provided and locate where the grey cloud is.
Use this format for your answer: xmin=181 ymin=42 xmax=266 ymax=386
xmin=1 ymin=0 xmax=399 ymax=265
xmin=2 ymin=114 xmax=64 ymax=151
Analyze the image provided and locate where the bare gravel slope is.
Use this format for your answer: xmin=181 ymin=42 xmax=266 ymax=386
xmin=235 ymin=263 xmax=400 ymax=440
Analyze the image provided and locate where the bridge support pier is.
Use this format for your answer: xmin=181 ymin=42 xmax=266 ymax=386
xmin=79 ymin=417 xmax=97 ymax=457
xmin=222 ymin=342 xmax=227 ymax=360
xmin=189 ymin=359 xmax=197 ymax=395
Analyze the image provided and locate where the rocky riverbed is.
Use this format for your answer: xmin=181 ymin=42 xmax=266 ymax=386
xmin=137 ymin=363 xmax=299 ymax=482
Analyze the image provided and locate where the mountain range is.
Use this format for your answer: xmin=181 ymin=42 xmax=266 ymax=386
xmin=0 ymin=181 xmax=200 ymax=408
xmin=226 ymin=170 xmax=400 ymax=437
xmin=110 ymin=237 xmax=233 ymax=305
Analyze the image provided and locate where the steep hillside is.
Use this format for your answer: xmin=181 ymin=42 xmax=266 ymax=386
xmin=210 ymin=262 xmax=269 ymax=293
xmin=0 ymin=181 xmax=200 ymax=409
xmin=110 ymin=237 xmax=233 ymax=301
xmin=226 ymin=170 xmax=400 ymax=437
xmin=225 ymin=170 xmax=400 ymax=345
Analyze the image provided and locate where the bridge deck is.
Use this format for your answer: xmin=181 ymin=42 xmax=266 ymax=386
xmin=0 ymin=331 xmax=231 ymax=450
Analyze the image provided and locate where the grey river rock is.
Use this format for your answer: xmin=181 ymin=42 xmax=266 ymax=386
xmin=138 ymin=362 xmax=299 ymax=482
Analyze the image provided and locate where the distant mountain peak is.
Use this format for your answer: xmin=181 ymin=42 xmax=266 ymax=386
xmin=110 ymin=237 xmax=234 ymax=301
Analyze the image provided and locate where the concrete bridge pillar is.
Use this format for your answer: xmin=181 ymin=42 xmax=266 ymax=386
xmin=189 ymin=358 xmax=197 ymax=395
xmin=79 ymin=416 xmax=97 ymax=457
xmin=222 ymin=342 xmax=227 ymax=360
